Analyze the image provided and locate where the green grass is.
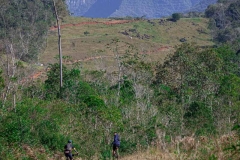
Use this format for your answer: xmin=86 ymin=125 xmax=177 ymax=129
xmin=181 ymin=17 xmax=204 ymax=22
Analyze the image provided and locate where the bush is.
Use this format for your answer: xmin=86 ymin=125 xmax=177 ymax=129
xmin=172 ymin=13 xmax=181 ymax=22
xmin=0 ymin=99 xmax=68 ymax=150
xmin=84 ymin=31 xmax=90 ymax=35
xmin=37 ymin=120 xmax=66 ymax=150
xmin=184 ymin=101 xmax=216 ymax=136
xmin=119 ymin=139 xmax=137 ymax=154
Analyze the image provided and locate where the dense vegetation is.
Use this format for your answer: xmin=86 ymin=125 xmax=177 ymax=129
xmin=0 ymin=0 xmax=68 ymax=61
xmin=0 ymin=0 xmax=240 ymax=159
xmin=205 ymin=0 xmax=240 ymax=50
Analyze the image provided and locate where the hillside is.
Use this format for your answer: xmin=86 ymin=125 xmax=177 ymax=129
xmin=1 ymin=1 xmax=240 ymax=159
xmin=67 ymin=0 xmax=217 ymax=18
xmin=40 ymin=16 xmax=214 ymax=71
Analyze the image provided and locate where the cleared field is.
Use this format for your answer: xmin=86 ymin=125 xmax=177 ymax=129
xmin=40 ymin=17 xmax=214 ymax=71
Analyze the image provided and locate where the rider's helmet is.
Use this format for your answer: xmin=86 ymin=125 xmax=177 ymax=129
xmin=68 ymin=140 xmax=72 ymax=143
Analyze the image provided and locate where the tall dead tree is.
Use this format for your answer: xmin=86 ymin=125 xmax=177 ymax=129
xmin=52 ymin=0 xmax=63 ymax=89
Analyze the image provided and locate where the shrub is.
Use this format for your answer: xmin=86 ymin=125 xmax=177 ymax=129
xmin=84 ymin=31 xmax=90 ymax=35
xmin=119 ymin=139 xmax=137 ymax=154
xmin=184 ymin=101 xmax=216 ymax=136
xmin=172 ymin=13 xmax=181 ymax=22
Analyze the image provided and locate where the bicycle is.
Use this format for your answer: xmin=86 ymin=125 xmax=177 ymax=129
xmin=65 ymin=149 xmax=79 ymax=160
xmin=112 ymin=147 xmax=119 ymax=159
xmin=113 ymin=151 xmax=119 ymax=159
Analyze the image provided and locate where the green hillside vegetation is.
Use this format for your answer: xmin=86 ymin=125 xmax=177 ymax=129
xmin=0 ymin=0 xmax=240 ymax=160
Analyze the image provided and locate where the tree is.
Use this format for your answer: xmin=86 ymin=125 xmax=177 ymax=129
xmin=45 ymin=63 xmax=81 ymax=100
xmin=0 ymin=0 xmax=55 ymax=61
xmin=205 ymin=1 xmax=240 ymax=49
xmin=52 ymin=0 xmax=63 ymax=90
xmin=226 ymin=2 xmax=240 ymax=27
xmin=0 ymin=68 xmax=4 ymax=92
xmin=172 ymin=13 xmax=181 ymax=22
xmin=0 ymin=0 xmax=69 ymax=109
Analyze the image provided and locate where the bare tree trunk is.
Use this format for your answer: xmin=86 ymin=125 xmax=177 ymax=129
xmin=52 ymin=0 xmax=63 ymax=90
xmin=3 ymin=43 xmax=16 ymax=109
xmin=13 ymin=90 xmax=16 ymax=112
xmin=114 ymin=47 xmax=121 ymax=105
xmin=9 ymin=44 xmax=16 ymax=111
xmin=2 ymin=81 xmax=10 ymax=109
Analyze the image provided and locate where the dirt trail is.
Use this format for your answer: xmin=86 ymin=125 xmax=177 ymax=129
xmin=120 ymin=152 xmax=173 ymax=160
xmin=25 ymin=45 xmax=172 ymax=82
xmin=64 ymin=55 xmax=113 ymax=64
xmin=49 ymin=20 xmax=133 ymax=31
xmin=142 ymin=46 xmax=173 ymax=54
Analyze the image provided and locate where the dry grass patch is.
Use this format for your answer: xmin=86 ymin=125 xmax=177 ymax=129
xmin=120 ymin=133 xmax=239 ymax=160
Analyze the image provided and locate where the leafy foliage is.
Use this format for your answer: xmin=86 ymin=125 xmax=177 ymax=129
xmin=153 ymin=43 xmax=240 ymax=136
xmin=184 ymin=101 xmax=216 ymax=135
xmin=172 ymin=13 xmax=181 ymax=22
xmin=0 ymin=99 xmax=68 ymax=149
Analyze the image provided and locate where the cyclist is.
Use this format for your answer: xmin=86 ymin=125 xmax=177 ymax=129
xmin=112 ymin=132 xmax=120 ymax=158
xmin=64 ymin=140 xmax=78 ymax=160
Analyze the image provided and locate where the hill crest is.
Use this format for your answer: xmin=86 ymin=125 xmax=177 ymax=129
xmin=67 ymin=0 xmax=217 ymax=18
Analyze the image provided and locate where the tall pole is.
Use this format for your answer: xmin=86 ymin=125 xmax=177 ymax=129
xmin=52 ymin=0 xmax=63 ymax=90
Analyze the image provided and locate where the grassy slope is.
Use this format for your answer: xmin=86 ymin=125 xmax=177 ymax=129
xmin=40 ymin=17 xmax=213 ymax=72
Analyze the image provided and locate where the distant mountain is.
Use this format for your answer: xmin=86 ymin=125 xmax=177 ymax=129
xmin=66 ymin=0 xmax=217 ymax=18
xmin=83 ymin=0 xmax=122 ymax=18
xmin=186 ymin=0 xmax=218 ymax=12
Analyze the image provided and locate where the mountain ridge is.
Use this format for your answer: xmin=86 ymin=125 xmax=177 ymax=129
xmin=66 ymin=0 xmax=217 ymax=18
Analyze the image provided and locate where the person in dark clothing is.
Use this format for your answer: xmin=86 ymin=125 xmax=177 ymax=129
xmin=112 ymin=132 xmax=120 ymax=158
xmin=64 ymin=140 xmax=78 ymax=160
